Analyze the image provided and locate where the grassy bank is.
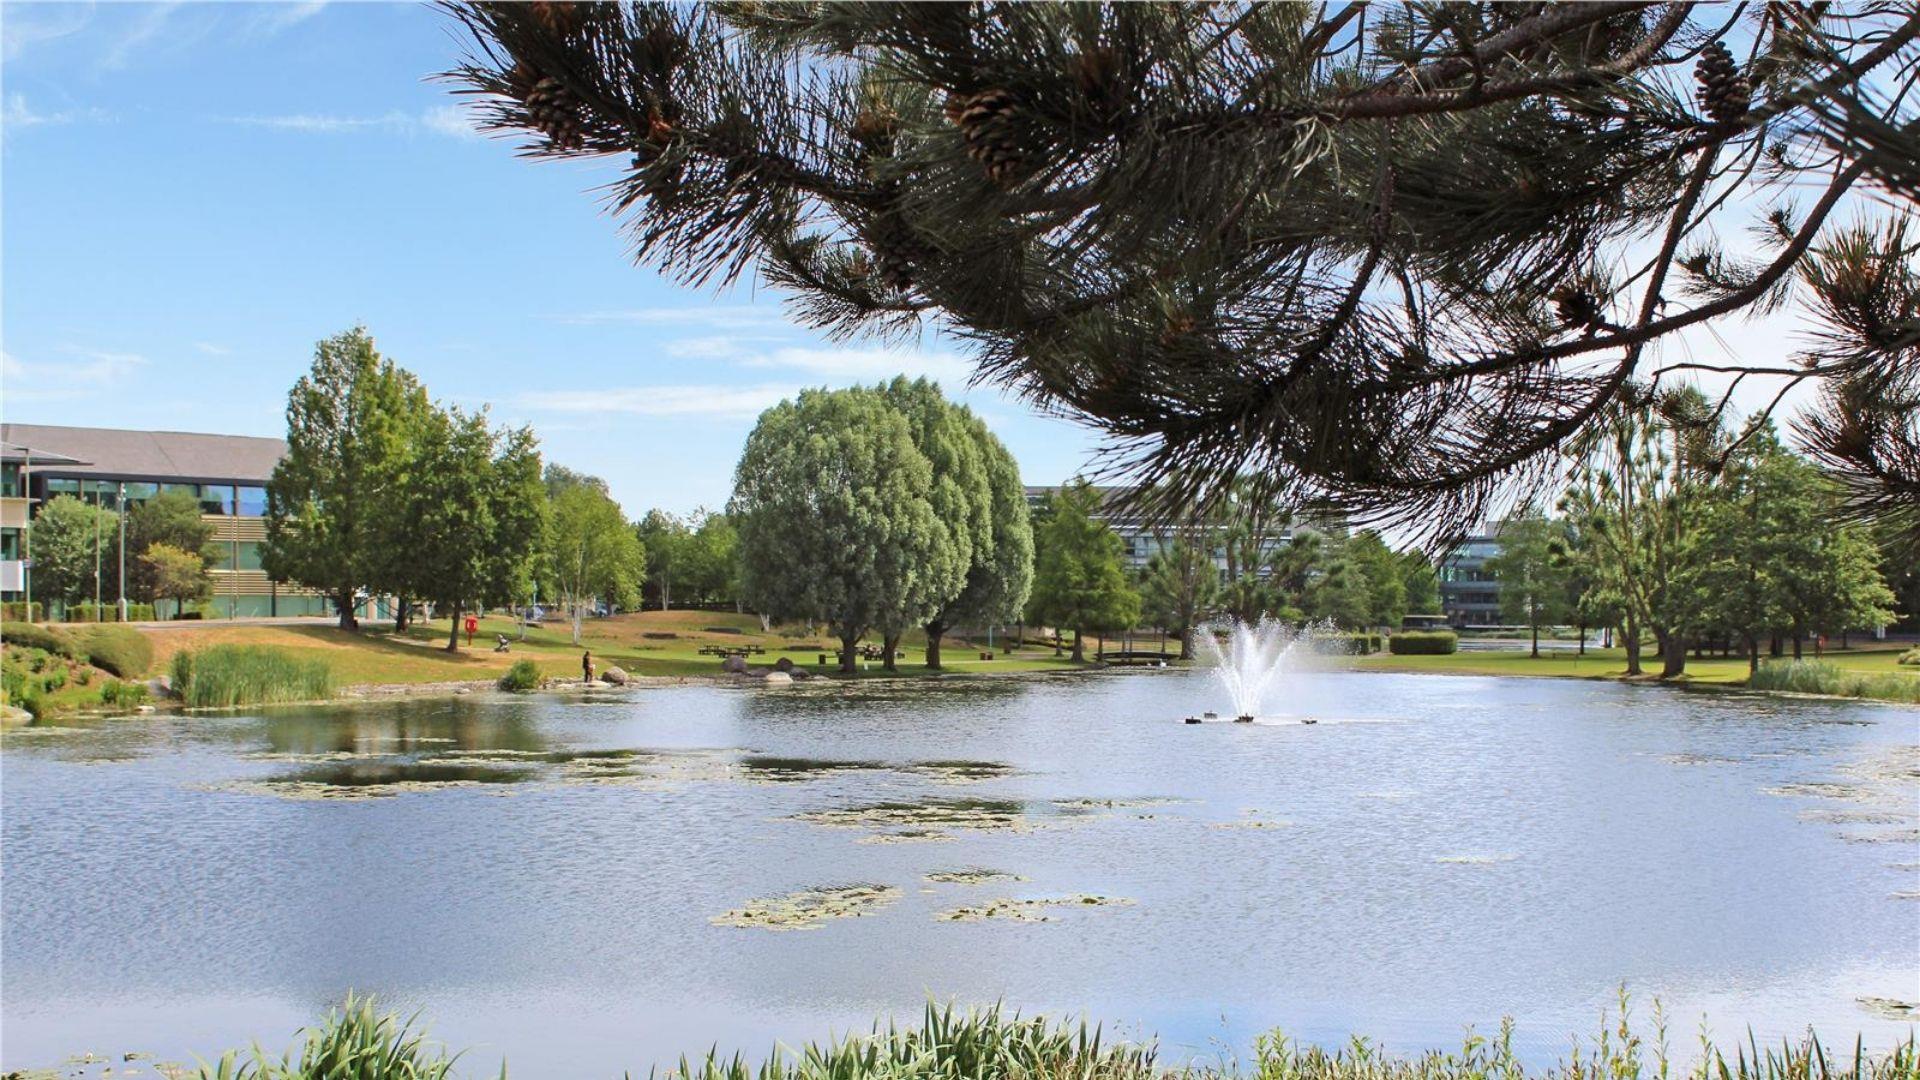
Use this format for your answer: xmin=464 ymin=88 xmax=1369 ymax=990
xmin=1348 ymin=643 xmax=1919 ymax=693
xmin=132 ymin=609 xmax=1095 ymax=691
xmin=172 ymin=644 xmax=335 ymax=708
xmin=193 ymin=997 xmax=1918 ymax=1080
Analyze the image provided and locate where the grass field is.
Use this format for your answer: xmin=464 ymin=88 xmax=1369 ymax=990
xmin=1350 ymin=642 xmax=1917 ymax=688
xmin=136 ymin=609 xmax=1093 ymax=688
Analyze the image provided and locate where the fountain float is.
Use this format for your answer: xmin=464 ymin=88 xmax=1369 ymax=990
xmin=1185 ymin=619 xmax=1319 ymax=724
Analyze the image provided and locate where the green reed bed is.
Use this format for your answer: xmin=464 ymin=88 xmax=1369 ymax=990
xmin=172 ymin=644 xmax=334 ymax=708
xmin=1747 ymin=660 xmax=1920 ymax=704
xmin=196 ymin=998 xmax=1918 ymax=1080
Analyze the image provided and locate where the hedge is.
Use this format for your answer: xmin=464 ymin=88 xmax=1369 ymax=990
xmin=1 ymin=602 xmax=45 ymax=623
xmin=1323 ymin=632 xmax=1383 ymax=655
xmin=1 ymin=622 xmax=80 ymax=660
xmin=79 ymin=625 xmax=154 ymax=678
xmin=1389 ymin=630 xmax=1459 ymax=655
xmin=61 ymin=602 xmax=158 ymax=624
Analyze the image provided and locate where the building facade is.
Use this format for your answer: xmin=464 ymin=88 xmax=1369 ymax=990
xmin=1022 ymin=485 xmax=1328 ymax=580
xmin=0 ymin=424 xmax=331 ymax=618
xmin=1437 ymin=533 xmax=1504 ymax=627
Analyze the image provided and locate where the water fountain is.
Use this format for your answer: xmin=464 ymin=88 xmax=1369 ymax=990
xmin=1186 ymin=619 xmax=1318 ymax=724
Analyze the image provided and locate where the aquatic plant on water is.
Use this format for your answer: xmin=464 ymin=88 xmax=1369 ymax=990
xmin=185 ymin=994 xmax=1919 ymax=1080
xmin=172 ymin=645 xmax=333 ymax=708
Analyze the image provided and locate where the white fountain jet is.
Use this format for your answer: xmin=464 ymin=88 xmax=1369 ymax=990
xmin=1192 ymin=618 xmax=1316 ymax=722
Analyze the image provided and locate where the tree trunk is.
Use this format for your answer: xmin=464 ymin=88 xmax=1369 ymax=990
xmin=661 ymin=577 xmax=671 ymax=612
xmin=1070 ymin=629 xmax=1085 ymax=663
xmin=1660 ymin=631 xmax=1687 ymax=679
xmin=1746 ymin=634 xmax=1759 ymax=675
xmin=882 ymin=632 xmax=900 ymax=672
xmin=1792 ymin=630 xmax=1803 ymax=660
xmin=1576 ymin=621 xmax=1586 ymax=657
xmin=839 ymin=631 xmax=859 ymax=674
xmin=924 ymin=620 xmax=945 ymax=669
xmin=1529 ymin=613 xmax=1540 ymax=659
xmin=336 ymin=590 xmax=359 ymax=632
xmin=1770 ymin=633 xmax=1784 ymax=657
xmin=1623 ymin=614 xmax=1642 ymax=676
xmin=1052 ymin=628 xmax=1063 ymax=656
xmin=570 ymin=600 xmax=584 ymax=646
xmin=1178 ymin=627 xmax=1193 ymax=661
xmin=446 ymin=604 xmax=461 ymax=652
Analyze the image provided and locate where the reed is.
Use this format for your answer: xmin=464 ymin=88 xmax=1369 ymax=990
xmin=196 ymin=994 xmax=468 ymax=1080
xmin=173 ymin=644 xmax=333 ymax=708
xmin=1747 ymin=660 xmax=1920 ymax=703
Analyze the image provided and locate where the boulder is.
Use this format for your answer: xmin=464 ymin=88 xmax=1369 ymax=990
xmin=720 ymin=655 xmax=748 ymax=674
xmin=763 ymin=670 xmax=793 ymax=686
xmin=600 ymin=665 xmax=630 ymax=686
xmin=145 ymin=675 xmax=175 ymax=699
xmin=774 ymin=656 xmax=795 ymax=673
xmin=745 ymin=666 xmax=769 ymax=677
xmin=1 ymin=704 xmax=31 ymax=728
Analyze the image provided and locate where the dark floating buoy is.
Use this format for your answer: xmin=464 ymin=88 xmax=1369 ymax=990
xmin=1302 ymin=717 xmax=1318 ymax=725
xmin=1203 ymin=711 xmax=1218 ymax=719
xmin=1183 ymin=716 xmax=1203 ymax=725
xmin=1234 ymin=714 xmax=1254 ymax=723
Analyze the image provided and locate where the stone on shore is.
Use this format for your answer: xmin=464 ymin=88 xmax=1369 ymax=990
xmin=720 ymin=655 xmax=748 ymax=674
xmin=764 ymin=670 xmax=793 ymax=686
xmin=600 ymin=665 xmax=630 ymax=686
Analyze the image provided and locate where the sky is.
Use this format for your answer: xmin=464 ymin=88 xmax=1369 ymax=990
xmin=2 ymin=2 xmax=1844 ymax=524
xmin=0 ymin=0 xmax=1108 ymax=516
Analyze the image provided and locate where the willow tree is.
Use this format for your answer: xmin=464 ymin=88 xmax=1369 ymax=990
xmin=443 ymin=2 xmax=1919 ymax=538
xmin=729 ymin=386 xmax=963 ymax=672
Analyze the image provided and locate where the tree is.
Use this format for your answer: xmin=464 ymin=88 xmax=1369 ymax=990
xmin=1485 ymin=515 xmax=1570 ymax=658
xmin=125 ymin=490 xmax=218 ymax=604
xmin=1138 ymin=535 xmax=1217 ymax=660
xmin=1026 ymin=480 xmax=1140 ymax=663
xmin=28 ymin=495 xmax=116 ymax=609
xmin=403 ymin=407 xmax=549 ymax=651
xmin=635 ymin=509 xmax=692 ymax=610
xmin=547 ymin=481 xmax=646 ymax=645
xmin=446 ymin=4 xmax=1920 ymax=534
xmin=687 ymin=511 xmax=741 ymax=608
xmin=1348 ymin=530 xmax=1409 ymax=630
xmin=1301 ymin=536 xmax=1372 ymax=630
xmin=730 ymin=386 xmax=958 ymax=673
xmin=263 ymin=328 xmax=423 ymax=631
xmin=1400 ymin=550 xmax=1441 ymax=617
xmin=139 ymin=543 xmax=210 ymax=619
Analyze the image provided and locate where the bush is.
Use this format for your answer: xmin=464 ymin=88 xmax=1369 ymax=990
xmin=497 ymin=659 xmax=541 ymax=692
xmin=1 ymin=601 xmax=44 ymax=622
xmin=173 ymin=645 xmax=332 ymax=709
xmin=100 ymin=679 xmax=149 ymax=708
xmin=1748 ymin=659 xmax=1920 ymax=703
xmin=1389 ymin=630 xmax=1459 ymax=655
xmin=1899 ymin=646 xmax=1920 ymax=667
xmin=1 ymin=622 xmax=78 ymax=659
xmin=703 ymin=625 xmax=744 ymax=635
xmin=1322 ymin=632 xmax=1382 ymax=655
xmin=79 ymin=625 xmax=154 ymax=678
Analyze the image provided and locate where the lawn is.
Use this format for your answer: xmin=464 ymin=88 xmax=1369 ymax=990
xmin=135 ymin=609 xmax=1092 ymax=688
xmin=1349 ymin=642 xmax=1917 ymax=686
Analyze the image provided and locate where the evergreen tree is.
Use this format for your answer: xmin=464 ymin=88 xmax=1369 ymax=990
xmin=1348 ymin=530 xmax=1409 ymax=630
xmin=1026 ymin=480 xmax=1140 ymax=662
xmin=729 ymin=387 xmax=958 ymax=673
xmin=1399 ymin=550 xmax=1442 ymax=617
xmin=445 ymin=3 xmax=1920 ymax=534
xmin=1138 ymin=534 xmax=1219 ymax=660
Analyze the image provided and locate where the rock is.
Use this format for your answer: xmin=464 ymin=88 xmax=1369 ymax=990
xmin=745 ymin=666 xmax=769 ymax=677
xmin=774 ymin=656 xmax=795 ymax=673
xmin=763 ymin=671 xmax=793 ymax=686
xmin=0 ymin=704 xmax=30 ymax=728
xmin=145 ymin=675 xmax=175 ymax=699
xmin=600 ymin=665 xmax=630 ymax=686
xmin=720 ymin=655 xmax=748 ymax=674
xmin=136 ymin=705 xmax=157 ymax=715
xmin=455 ymin=687 xmax=473 ymax=695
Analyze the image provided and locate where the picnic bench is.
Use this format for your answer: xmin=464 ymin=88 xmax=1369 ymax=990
xmin=1095 ymin=649 xmax=1179 ymax=667
xmin=698 ymin=644 xmax=767 ymax=658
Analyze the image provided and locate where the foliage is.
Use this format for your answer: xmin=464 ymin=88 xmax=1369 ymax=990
xmin=126 ymin=489 xmax=219 ymax=602
xmin=1 ymin=621 xmax=79 ymax=660
xmin=1322 ymin=633 xmax=1384 ymax=656
xmin=28 ymin=494 xmax=118 ymax=606
xmin=545 ymin=478 xmax=645 ymax=644
xmin=100 ymin=678 xmax=149 ymax=708
xmin=1 ymin=602 xmax=44 ymax=622
xmin=636 ymin=509 xmax=693 ymax=610
xmin=194 ymin=994 xmax=461 ymax=1080
xmin=1747 ymin=660 xmax=1920 ymax=704
xmin=78 ymin=625 xmax=153 ymax=678
xmin=1399 ymin=551 xmax=1441 ymax=617
xmin=1388 ymin=631 xmax=1458 ymax=656
xmin=1138 ymin=535 xmax=1218 ymax=661
xmin=264 ymin=327 xmax=429 ymax=630
xmin=172 ymin=645 xmax=333 ymax=709
xmin=140 ymin=542 xmax=212 ymax=616
xmin=1347 ymin=531 xmax=1410 ymax=629
xmin=445 ymin=4 xmax=1920 ymax=535
xmin=1486 ymin=515 xmax=1572 ymax=656
xmin=731 ymin=386 xmax=959 ymax=672
xmin=1025 ymin=481 xmax=1140 ymax=662
xmin=60 ymin=602 xmax=158 ymax=623
xmin=497 ymin=659 xmax=541 ymax=692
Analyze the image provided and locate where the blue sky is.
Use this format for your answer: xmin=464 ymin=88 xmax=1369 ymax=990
xmin=1 ymin=1 xmax=1106 ymax=516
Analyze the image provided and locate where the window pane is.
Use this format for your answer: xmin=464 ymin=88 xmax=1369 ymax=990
xmin=235 ymin=541 xmax=265 ymax=571
xmin=235 ymin=486 xmax=267 ymax=517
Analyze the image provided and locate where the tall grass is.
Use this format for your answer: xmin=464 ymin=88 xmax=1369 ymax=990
xmin=172 ymin=644 xmax=333 ymax=708
xmin=193 ymin=997 xmax=1918 ymax=1080
xmin=1747 ymin=659 xmax=1920 ymax=703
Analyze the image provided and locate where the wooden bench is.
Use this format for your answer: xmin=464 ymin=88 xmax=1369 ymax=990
xmin=697 ymin=644 xmax=768 ymax=658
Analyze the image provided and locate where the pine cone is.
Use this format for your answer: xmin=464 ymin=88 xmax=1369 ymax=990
xmin=868 ymin=212 xmax=936 ymax=291
xmin=1695 ymin=41 xmax=1751 ymax=125
xmin=952 ymin=89 xmax=1023 ymax=186
xmin=1553 ymin=287 xmax=1603 ymax=328
xmin=524 ymin=76 xmax=585 ymax=151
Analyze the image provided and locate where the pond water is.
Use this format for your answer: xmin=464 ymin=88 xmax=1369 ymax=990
xmin=3 ymin=669 xmax=1916 ymax=1077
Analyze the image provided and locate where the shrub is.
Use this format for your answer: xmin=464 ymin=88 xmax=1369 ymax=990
xmin=79 ymin=625 xmax=154 ymax=678
xmin=174 ymin=645 xmax=332 ymax=709
xmin=1 ymin=602 xmax=44 ymax=622
xmin=1389 ymin=630 xmax=1459 ymax=655
xmin=703 ymin=625 xmax=745 ymax=635
xmin=100 ymin=679 xmax=149 ymax=708
xmin=1748 ymin=659 xmax=1920 ymax=704
xmin=497 ymin=659 xmax=541 ymax=692
xmin=1 ymin=622 xmax=78 ymax=660
xmin=1899 ymin=646 xmax=1920 ymax=667
xmin=1321 ymin=632 xmax=1382 ymax=655
xmin=642 ymin=631 xmax=679 ymax=640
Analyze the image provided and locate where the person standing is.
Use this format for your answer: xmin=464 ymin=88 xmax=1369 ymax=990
xmin=581 ymin=650 xmax=594 ymax=684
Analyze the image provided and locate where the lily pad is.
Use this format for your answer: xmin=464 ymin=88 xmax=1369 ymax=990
xmin=936 ymin=894 xmax=1134 ymax=923
xmin=711 ymin=884 xmax=901 ymax=931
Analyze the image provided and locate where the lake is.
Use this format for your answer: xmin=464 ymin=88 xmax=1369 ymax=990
xmin=3 ymin=669 xmax=1915 ymax=1077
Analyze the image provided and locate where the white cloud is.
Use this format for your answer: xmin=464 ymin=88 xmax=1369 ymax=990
xmin=100 ymin=2 xmax=187 ymax=71
xmin=248 ymin=1 xmax=327 ymax=36
xmin=519 ymin=384 xmax=799 ymax=419
xmin=419 ymin=104 xmax=485 ymax=140
xmin=740 ymin=346 xmax=976 ymax=388
xmin=194 ymin=341 xmax=232 ymax=357
xmin=220 ymin=107 xmax=486 ymax=139
xmin=551 ymin=306 xmax=792 ymax=330
xmin=3 ymin=3 xmax=94 ymax=62
xmin=4 ymin=93 xmax=111 ymax=129
xmin=2 ymin=347 xmax=147 ymax=402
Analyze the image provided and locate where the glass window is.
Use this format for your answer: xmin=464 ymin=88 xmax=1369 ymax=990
xmin=235 ymin=486 xmax=267 ymax=517
xmin=1 ymin=529 xmax=19 ymax=560
xmin=1 ymin=463 xmax=19 ymax=498
xmin=122 ymin=482 xmax=159 ymax=505
xmin=46 ymin=478 xmax=81 ymax=499
xmin=235 ymin=541 xmax=264 ymax=571
xmin=200 ymin=485 xmax=233 ymax=515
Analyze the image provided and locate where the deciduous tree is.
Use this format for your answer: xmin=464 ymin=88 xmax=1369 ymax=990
xmin=139 ymin=543 xmax=210 ymax=620
xmin=1026 ymin=480 xmax=1140 ymax=662
xmin=547 ymin=480 xmax=645 ymax=645
xmin=28 ymin=495 xmax=116 ymax=609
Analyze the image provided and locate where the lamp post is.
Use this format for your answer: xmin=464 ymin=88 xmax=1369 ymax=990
xmin=118 ymin=482 xmax=128 ymax=621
